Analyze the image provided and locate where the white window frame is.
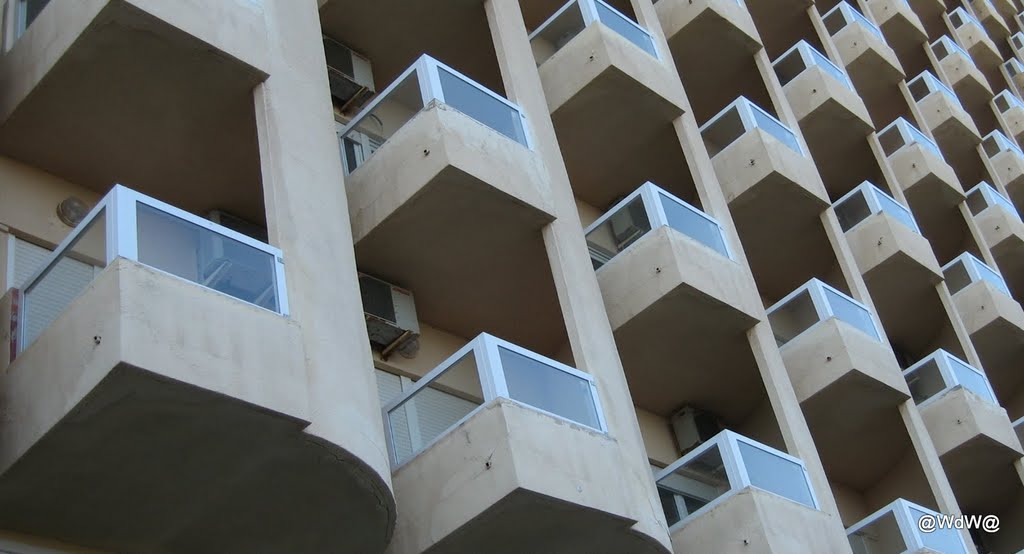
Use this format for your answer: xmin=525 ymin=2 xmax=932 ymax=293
xmin=338 ymin=54 xmax=533 ymax=175
xmin=833 ymin=181 xmax=921 ymax=234
xmin=907 ymin=70 xmax=963 ymax=109
xmin=878 ymin=118 xmax=945 ymax=162
xmin=654 ymin=430 xmax=819 ymax=532
xmin=582 ymin=181 xmax=733 ymax=269
xmin=949 ymin=6 xmax=983 ymax=30
xmin=941 ymin=252 xmax=1011 ymax=296
xmin=993 ymin=89 xmax=1024 ymax=114
xmin=823 ymin=2 xmax=884 ymax=41
xmin=965 ymin=181 xmax=1020 ymax=219
xmin=699 ymin=96 xmax=804 ymax=157
xmin=903 ymin=349 xmax=998 ymax=408
xmin=981 ymin=129 xmax=1024 ymax=159
xmin=18 ymin=185 xmax=289 ymax=352
xmin=931 ymin=35 xmax=973 ymax=63
xmin=767 ymin=278 xmax=881 ymax=346
xmin=381 ymin=332 xmax=607 ymax=468
xmin=845 ymin=498 xmax=970 ymax=554
xmin=1005 ymin=58 xmax=1024 ymax=78
xmin=528 ymin=0 xmax=659 ymax=60
xmin=772 ymin=40 xmax=854 ymax=90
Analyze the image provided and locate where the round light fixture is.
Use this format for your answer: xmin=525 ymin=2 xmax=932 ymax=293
xmin=56 ymin=197 xmax=89 ymax=227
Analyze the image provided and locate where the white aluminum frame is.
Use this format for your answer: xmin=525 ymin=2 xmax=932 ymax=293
xmin=528 ymin=0 xmax=659 ymax=60
xmin=942 ymin=252 xmax=1012 ymax=296
xmin=1005 ymin=58 xmax=1024 ymax=78
xmin=772 ymin=40 xmax=854 ymax=90
xmin=981 ymin=129 xmax=1024 ymax=158
xmin=994 ymin=89 xmax=1024 ymax=114
xmin=1011 ymin=31 xmax=1024 ymax=59
xmin=907 ymin=70 xmax=964 ymax=109
xmin=18 ymin=185 xmax=289 ymax=352
xmin=966 ymin=181 xmax=1020 ymax=219
xmin=582 ymin=182 xmax=733 ymax=266
xmin=833 ymin=181 xmax=922 ymax=234
xmin=654 ymin=430 xmax=819 ymax=532
xmin=879 ymin=118 xmax=945 ymax=162
xmin=823 ymin=2 xmax=885 ymax=41
xmin=949 ymin=6 xmax=985 ymax=31
xmin=767 ymin=278 xmax=882 ymax=346
xmin=846 ymin=498 xmax=970 ymax=554
xmin=699 ymin=96 xmax=804 ymax=156
xmin=338 ymin=54 xmax=533 ymax=174
xmin=381 ymin=332 xmax=608 ymax=468
xmin=932 ymin=35 xmax=974 ymax=64
xmin=903 ymin=349 xmax=998 ymax=408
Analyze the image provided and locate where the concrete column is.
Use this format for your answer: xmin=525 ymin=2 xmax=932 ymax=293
xmin=624 ymin=0 xmax=851 ymax=540
xmin=899 ymin=401 xmax=979 ymax=553
xmin=483 ymin=0 xmax=671 ymax=549
xmin=252 ymin=0 xmax=393 ymax=515
xmin=936 ymin=280 xmax=987 ymax=369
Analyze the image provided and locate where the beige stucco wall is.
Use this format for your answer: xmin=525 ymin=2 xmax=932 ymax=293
xmin=0 ymin=156 xmax=100 ymax=255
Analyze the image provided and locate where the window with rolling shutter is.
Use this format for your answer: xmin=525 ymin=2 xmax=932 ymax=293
xmin=11 ymin=238 xmax=100 ymax=346
xmin=375 ymin=368 xmax=479 ymax=463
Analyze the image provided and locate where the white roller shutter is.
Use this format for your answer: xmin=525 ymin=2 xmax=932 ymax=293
xmin=375 ymin=368 xmax=480 ymax=463
xmin=11 ymin=238 xmax=100 ymax=347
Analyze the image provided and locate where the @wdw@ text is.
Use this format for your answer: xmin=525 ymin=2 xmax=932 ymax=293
xmin=918 ymin=513 xmax=999 ymax=533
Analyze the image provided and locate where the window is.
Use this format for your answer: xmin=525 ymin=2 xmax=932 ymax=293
xmin=15 ymin=0 xmax=49 ymax=39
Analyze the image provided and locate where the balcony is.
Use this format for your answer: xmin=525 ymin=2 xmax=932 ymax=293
xmin=531 ymin=0 xmax=686 ymax=208
xmin=1002 ymin=59 xmax=1024 ymax=99
xmin=931 ymin=36 xmax=996 ymax=135
xmin=981 ymin=130 xmax=1024 ymax=216
xmin=834 ymin=182 xmax=945 ymax=357
xmin=846 ymin=499 xmax=972 ymax=553
xmin=944 ymin=252 xmax=1024 ymax=419
xmin=969 ymin=0 xmax=1012 ymax=52
xmin=768 ymin=279 xmax=912 ymax=497
xmin=906 ymin=350 xmax=1024 ymax=515
xmin=867 ymin=0 xmax=930 ymax=77
xmin=965 ymin=182 xmax=1024 ymax=301
xmin=700 ymin=97 xmax=831 ymax=302
xmin=654 ymin=0 xmax=766 ymax=123
xmin=947 ymin=7 xmax=1005 ymax=93
xmin=655 ymin=431 xmax=848 ymax=553
xmin=381 ymin=333 xmax=663 ymax=553
xmin=992 ymin=90 xmax=1024 ymax=147
xmin=1011 ymin=32 xmax=1024 ymax=64
xmin=878 ymin=118 xmax=967 ymax=264
xmin=0 ymin=187 xmax=398 ymax=552
xmin=584 ymin=183 xmax=761 ymax=421
xmin=773 ymin=41 xmax=874 ymax=200
xmin=823 ymin=2 xmax=907 ymax=127
xmin=339 ymin=55 xmax=562 ymax=353
xmin=906 ymin=71 xmax=984 ymax=188
xmin=0 ymin=0 xmax=270 ymax=225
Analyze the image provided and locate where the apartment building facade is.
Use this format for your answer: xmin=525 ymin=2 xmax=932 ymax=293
xmin=0 ymin=0 xmax=1020 ymax=552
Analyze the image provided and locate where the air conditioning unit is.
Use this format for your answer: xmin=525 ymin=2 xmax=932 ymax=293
xmin=207 ymin=210 xmax=268 ymax=242
xmin=670 ymin=406 xmax=725 ymax=454
xmin=323 ymin=36 xmax=375 ymax=112
xmin=358 ymin=273 xmax=420 ymax=357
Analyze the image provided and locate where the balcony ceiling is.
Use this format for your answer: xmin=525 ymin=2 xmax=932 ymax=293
xmin=0 ymin=2 xmax=269 ymax=225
